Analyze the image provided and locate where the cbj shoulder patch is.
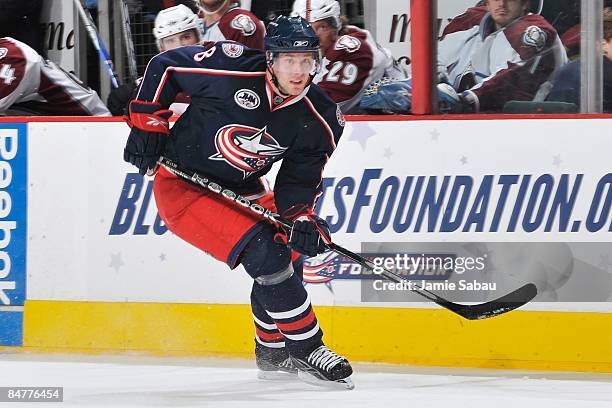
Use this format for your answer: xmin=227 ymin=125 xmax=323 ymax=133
xmin=222 ymin=42 xmax=244 ymax=58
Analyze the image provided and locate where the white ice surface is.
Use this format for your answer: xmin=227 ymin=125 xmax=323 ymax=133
xmin=1 ymin=353 xmax=612 ymax=408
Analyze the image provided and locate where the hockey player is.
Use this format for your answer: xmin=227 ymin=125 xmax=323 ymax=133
xmin=0 ymin=37 xmax=110 ymax=116
xmin=154 ymin=4 xmax=205 ymax=115
xmin=153 ymin=4 xmax=204 ymax=51
xmin=198 ymin=0 xmax=266 ymax=50
xmin=107 ymin=4 xmax=203 ymax=116
xmin=437 ymin=0 xmax=568 ymax=112
xmin=291 ymin=0 xmax=406 ymax=113
xmin=123 ymin=16 xmax=354 ymax=389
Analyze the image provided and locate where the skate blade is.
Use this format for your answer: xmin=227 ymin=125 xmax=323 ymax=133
xmin=257 ymin=370 xmax=298 ymax=381
xmin=297 ymin=370 xmax=355 ymax=390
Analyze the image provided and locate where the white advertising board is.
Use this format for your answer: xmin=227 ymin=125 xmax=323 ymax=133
xmin=27 ymin=122 xmax=252 ymax=305
xmin=25 ymin=119 xmax=612 ymax=312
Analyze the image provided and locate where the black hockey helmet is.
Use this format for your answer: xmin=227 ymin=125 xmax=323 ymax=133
xmin=265 ymin=15 xmax=320 ymax=53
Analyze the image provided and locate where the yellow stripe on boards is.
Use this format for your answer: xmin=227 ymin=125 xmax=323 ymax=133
xmin=15 ymin=300 xmax=612 ymax=373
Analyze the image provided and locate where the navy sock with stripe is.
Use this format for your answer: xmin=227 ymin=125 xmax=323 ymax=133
xmin=251 ymin=288 xmax=285 ymax=348
xmin=251 ymin=272 xmax=323 ymax=356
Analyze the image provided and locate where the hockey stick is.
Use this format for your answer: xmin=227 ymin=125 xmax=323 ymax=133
xmin=119 ymin=0 xmax=139 ymax=82
xmin=73 ymin=0 xmax=120 ymax=88
xmin=157 ymin=157 xmax=538 ymax=320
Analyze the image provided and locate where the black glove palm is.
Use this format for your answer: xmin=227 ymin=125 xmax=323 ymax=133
xmin=123 ymin=101 xmax=173 ymax=175
xmin=288 ymin=214 xmax=331 ymax=257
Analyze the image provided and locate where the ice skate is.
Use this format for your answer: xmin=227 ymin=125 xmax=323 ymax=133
xmin=256 ymin=343 xmax=298 ymax=381
xmin=291 ymin=345 xmax=354 ymax=390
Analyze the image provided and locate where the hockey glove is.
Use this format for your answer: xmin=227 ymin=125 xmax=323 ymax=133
xmin=124 ymin=100 xmax=173 ymax=175
xmin=436 ymin=83 xmax=463 ymax=114
xmin=283 ymin=205 xmax=332 ymax=257
xmin=437 ymin=83 xmax=478 ymax=114
xmin=360 ymin=78 xmax=412 ymax=114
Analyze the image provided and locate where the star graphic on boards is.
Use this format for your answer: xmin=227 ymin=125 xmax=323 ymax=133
xmin=383 ymin=147 xmax=393 ymax=159
xmin=553 ymin=154 xmax=563 ymax=167
xmin=430 ymin=129 xmax=440 ymax=141
xmin=234 ymin=127 xmax=286 ymax=156
xmin=460 ymin=156 xmax=468 ymax=165
xmin=348 ymin=123 xmax=376 ymax=150
xmin=159 ymin=253 xmax=167 ymax=262
xmin=109 ymin=253 xmax=124 ymax=272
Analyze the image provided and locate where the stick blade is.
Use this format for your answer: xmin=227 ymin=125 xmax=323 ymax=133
xmin=448 ymin=283 xmax=538 ymax=320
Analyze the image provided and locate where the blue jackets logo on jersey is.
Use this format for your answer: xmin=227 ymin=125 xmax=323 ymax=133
xmin=209 ymin=124 xmax=288 ymax=178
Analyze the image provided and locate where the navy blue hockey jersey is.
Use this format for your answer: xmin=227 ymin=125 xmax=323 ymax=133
xmin=135 ymin=41 xmax=344 ymax=215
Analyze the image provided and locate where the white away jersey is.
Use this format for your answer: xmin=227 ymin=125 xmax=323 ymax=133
xmin=438 ymin=6 xmax=568 ymax=111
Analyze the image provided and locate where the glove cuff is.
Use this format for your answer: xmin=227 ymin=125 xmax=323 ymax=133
xmin=127 ymin=101 xmax=172 ymax=133
xmin=281 ymin=204 xmax=313 ymax=221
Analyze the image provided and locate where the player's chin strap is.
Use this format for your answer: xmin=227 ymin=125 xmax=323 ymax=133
xmin=157 ymin=156 xmax=538 ymax=321
xmin=266 ymin=52 xmax=318 ymax=99
xmin=266 ymin=65 xmax=292 ymax=98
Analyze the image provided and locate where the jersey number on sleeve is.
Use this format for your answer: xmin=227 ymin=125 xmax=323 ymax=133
xmin=0 ymin=64 xmax=16 ymax=86
xmin=324 ymin=61 xmax=358 ymax=85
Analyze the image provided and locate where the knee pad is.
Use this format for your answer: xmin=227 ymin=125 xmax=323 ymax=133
xmin=241 ymin=224 xmax=293 ymax=285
